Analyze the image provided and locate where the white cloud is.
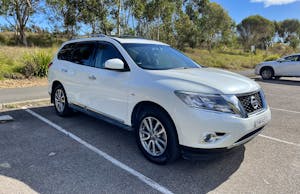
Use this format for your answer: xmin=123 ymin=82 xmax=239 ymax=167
xmin=250 ymin=0 xmax=300 ymax=7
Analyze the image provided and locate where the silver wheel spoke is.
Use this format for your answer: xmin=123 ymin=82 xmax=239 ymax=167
xmin=157 ymin=138 xmax=167 ymax=147
xmin=155 ymin=140 xmax=164 ymax=153
xmin=151 ymin=140 xmax=156 ymax=154
xmin=143 ymin=120 xmax=151 ymax=132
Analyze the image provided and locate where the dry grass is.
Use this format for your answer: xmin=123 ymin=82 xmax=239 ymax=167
xmin=0 ymin=77 xmax=48 ymax=88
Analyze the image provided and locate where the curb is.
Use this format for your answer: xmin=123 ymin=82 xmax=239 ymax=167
xmin=0 ymin=98 xmax=50 ymax=110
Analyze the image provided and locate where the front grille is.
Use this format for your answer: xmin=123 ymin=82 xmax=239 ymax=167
xmin=237 ymin=92 xmax=263 ymax=114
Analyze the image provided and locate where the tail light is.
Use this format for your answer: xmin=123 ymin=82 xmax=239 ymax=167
xmin=48 ymin=62 xmax=53 ymax=68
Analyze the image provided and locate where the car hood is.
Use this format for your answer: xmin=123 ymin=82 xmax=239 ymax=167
xmin=149 ymin=68 xmax=260 ymax=94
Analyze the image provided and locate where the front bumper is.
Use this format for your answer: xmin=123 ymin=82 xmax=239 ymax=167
xmin=173 ymin=105 xmax=271 ymax=149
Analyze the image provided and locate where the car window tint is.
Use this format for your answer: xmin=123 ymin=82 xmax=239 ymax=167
xmin=285 ymin=55 xmax=298 ymax=61
xmin=94 ymin=43 xmax=123 ymax=69
xmin=58 ymin=43 xmax=75 ymax=61
xmin=71 ymin=43 xmax=95 ymax=66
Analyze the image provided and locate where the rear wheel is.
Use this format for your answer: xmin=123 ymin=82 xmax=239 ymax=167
xmin=135 ymin=106 xmax=180 ymax=164
xmin=53 ymin=84 xmax=72 ymax=116
xmin=260 ymin=68 xmax=273 ymax=80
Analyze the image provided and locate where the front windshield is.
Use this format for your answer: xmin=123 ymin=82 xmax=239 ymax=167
xmin=122 ymin=43 xmax=201 ymax=70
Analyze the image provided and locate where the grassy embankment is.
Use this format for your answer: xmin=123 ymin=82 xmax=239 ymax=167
xmin=0 ymin=46 xmax=57 ymax=80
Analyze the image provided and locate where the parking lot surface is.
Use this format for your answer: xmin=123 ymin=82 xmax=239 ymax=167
xmin=1 ymin=78 xmax=300 ymax=194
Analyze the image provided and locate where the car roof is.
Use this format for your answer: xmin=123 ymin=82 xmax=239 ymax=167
xmin=62 ymin=35 xmax=168 ymax=46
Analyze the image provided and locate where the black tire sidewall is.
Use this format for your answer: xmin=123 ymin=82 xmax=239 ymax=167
xmin=135 ymin=107 xmax=180 ymax=164
xmin=53 ymin=84 xmax=71 ymax=116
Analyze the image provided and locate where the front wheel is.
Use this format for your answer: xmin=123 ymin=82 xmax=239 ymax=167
xmin=135 ymin=107 xmax=180 ymax=164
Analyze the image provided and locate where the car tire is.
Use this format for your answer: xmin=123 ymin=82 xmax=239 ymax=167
xmin=260 ymin=68 xmax=273 ymax=80
xmin=53 ymin=84 xmax=72 ymax=117
xmin=135 ymin=106 xmax=180 ymax=164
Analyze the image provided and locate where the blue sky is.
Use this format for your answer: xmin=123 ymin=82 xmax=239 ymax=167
xmin=211 ymin=0 xmax=300 ymax=23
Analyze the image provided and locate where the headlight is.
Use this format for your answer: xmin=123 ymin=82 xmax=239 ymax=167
xmin=174 ymin=91 xmax=236 ymax=114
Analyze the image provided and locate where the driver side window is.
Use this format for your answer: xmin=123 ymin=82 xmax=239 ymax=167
xmin=94 ymin=43 xmax=125 ymax=69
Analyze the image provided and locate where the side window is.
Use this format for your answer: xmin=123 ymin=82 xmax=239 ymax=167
xmin=71 ymin=43 xmax=95 ymax=66
xmin=94 ymin=43 xmax=124 ymax=69
xmin=57 ymin=43 xmax=75 ymax=61
xmin=297 ymin=55 xmax=300 ymax=61
xmin=285 ymin=55 xmax=298 ymax=62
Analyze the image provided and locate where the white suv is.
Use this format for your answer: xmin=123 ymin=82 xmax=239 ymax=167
xmin=48 ymin=35 xmax=271 ymax=164
xmin=255 ymin=54 xmax=300 ymax=80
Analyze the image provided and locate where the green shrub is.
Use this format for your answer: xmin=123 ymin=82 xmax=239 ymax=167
xmin=21 ymin=51 xmax=52 ymax=78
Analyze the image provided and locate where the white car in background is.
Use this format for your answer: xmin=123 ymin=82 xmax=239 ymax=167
xmin=255 ymin=54 xmax=300 ymax=80
xmin=48 ymin=35 xmax=271 ymax=164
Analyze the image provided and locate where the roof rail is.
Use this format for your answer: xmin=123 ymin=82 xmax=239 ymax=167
xmin=111 ymin=35 xmax=146 ymax=39
xmin=69 ymin=34 xmax=108 ymax=40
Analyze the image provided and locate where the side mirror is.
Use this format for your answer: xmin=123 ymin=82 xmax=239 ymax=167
xmin=104 ymin=58 xmax=125 ymax=70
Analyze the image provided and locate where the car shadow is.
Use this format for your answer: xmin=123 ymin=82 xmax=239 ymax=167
xmin=255 ymin=78 xmax=300 ymax=86
xmin=1 ymin=107 xmax=245 ymax=193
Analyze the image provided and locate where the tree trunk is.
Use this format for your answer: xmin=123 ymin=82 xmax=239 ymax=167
xmin=117 ymin=0 xmax=121 ymax=36
xmin=19 ymin=25 xmax=27 ymax=46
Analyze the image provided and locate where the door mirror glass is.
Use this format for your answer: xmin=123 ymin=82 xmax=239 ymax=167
xmin=104 ymin=58 xmax=124 ymax=70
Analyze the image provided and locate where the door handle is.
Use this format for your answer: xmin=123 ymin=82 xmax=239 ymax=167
xmin=61 ymin=68 xmax=68 ymax=73
xmin=88 ymin=75 xmax=96 ymax=80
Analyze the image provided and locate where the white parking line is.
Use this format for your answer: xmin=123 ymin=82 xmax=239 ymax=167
xmin=270 ymin=107 xmax=300 ymax=114
xmin=258 ymin=134 xmax=300 ymax=147
xmin=24 ymin=108 xmax=173 ymax=194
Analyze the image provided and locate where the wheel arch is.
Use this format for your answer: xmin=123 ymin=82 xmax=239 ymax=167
xmin=260 ymin=66 xmax=275 ymax=75
xmin=131 ymin=101 xmax=176 ymax=130
xmin=51 ymin=80 xmax=63 ymax=103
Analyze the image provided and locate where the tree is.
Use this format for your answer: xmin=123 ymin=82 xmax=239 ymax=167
xmin=199 ymin=2 xmax=234 ymax=50
xmin=78 ymin=0 xmax=114 ymax=35
xmin=237 ymin=15 xmax=275 ymax=50
xmin=277 ymin=19 xmax=300 ymax=49
xmin=0 ymin=0 xmax=40 ymax=46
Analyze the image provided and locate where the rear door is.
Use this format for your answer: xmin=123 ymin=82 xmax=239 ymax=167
xmin=67 ymin=42 xmax=96 ymax=106
xmin=56 ymin=43 xmax=77 ymax=102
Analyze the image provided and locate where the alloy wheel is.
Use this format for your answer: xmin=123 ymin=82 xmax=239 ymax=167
xmin=139 ymin=117 xmax=168 ymax=157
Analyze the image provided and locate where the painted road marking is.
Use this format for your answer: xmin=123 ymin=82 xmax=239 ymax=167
xmin=24 ymin=108 xmax=173 ymax=194
xmin=270 ymin=107 xmax=300 ymax=114
xmin=258 ymin=134 xmax=300 ymax=147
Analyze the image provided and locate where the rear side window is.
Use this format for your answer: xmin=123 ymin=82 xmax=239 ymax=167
xmin=57 ymin=43 xmax=75 ymax=61
xmin=71 ymin=42 xmax=95 ymax=66
xmin=94 ymin=43 xmax=124 ymax=69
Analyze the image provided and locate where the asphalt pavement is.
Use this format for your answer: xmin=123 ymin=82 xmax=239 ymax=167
xmin=1 ymin=77 xmax=300 ymax=194
xmin=0 ymin=86 xmax=48 ymax=103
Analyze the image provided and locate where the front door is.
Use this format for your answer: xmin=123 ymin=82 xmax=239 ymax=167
xmin=87 ymin=42 xmax=130 ymax=123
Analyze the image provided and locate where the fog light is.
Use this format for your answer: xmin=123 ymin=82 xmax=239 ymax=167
xmin=201 ymin=132 xmax=225 ymax=143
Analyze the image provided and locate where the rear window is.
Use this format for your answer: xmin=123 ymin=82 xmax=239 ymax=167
xmin=71 ymin=43 xmax=95 ymax=66
xmin=57 ymin=43 xmax=75 ymax=61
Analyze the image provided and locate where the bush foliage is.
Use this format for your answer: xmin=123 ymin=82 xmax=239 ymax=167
xmin=21 ymin=51 xmax=52 ymax=78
